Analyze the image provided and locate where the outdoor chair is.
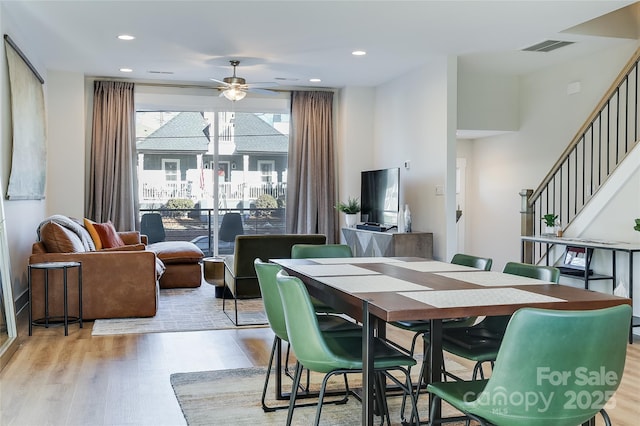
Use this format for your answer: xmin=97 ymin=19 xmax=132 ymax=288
xmin=218 ymin=212 xmax=244 ymax=254
xmin=140 ymin=213 xmax=166 ymax=244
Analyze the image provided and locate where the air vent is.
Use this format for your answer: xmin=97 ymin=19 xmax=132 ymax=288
xmin=148 ymin=70 xmax=174 ymax=74
xmin=522 ymin=40 xmax=575 ymax=53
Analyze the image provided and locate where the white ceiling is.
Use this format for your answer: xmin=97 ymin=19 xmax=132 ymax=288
xmin=2 ymin=1 xmax=638 ymax=90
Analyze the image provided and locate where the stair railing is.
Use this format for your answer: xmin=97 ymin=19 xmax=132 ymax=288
xmin=522 ymin=47 xmax=640 ymax=264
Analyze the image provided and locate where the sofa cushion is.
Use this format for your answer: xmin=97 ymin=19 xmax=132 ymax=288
xmin=83 ymin=218 xmax=103 ymax=250
xmin=93 ymin=221 xmax=126 ymax=248
xmin=39 ymin=221 xmax=86 ymax=253
xmin=100 ymin=243 xmax=146 ymax=252
xmin=147 ymin=241 xmax=204 ymax=264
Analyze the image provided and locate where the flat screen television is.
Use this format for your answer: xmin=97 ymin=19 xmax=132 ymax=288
xmin=360 ymin=167 xmax=400 ymax=226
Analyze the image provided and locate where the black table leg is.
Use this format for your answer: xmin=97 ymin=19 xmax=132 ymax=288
xmin=429 ymin=319 xmax=444 ymax=421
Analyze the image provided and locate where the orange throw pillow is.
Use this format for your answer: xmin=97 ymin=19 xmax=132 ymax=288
xmin=83 ymin=218 xmax=103 ymax=250
xmin=92 ymin=221 xmax=125 ymax=249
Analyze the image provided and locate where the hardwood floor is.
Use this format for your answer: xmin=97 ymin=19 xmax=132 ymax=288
xmin=1 ymin=310 xmax=639 ymax=425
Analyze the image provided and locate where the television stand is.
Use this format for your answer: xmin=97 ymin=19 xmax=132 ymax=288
xmin=342 ymin=227 xmax=433 ymax=258
xmin=356 ymin=223 xmax=389 ymax=232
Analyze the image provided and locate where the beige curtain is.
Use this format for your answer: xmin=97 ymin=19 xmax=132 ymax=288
xmin=87 ymin=81 xmax=137 ymax=231
xmin=287 ymin=91 xmax=337 ymax=242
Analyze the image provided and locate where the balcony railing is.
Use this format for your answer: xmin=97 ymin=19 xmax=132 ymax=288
xmin=139 ymin=207 xmax=286 ymax=257
xmin=139 ymin=178 xmax=287 ymax=206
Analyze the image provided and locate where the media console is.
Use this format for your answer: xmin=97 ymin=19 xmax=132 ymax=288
xmin=356 ymin=223 xmax=392 ymax=232
xmin=342 ymin=227 xmax=433 ymax=259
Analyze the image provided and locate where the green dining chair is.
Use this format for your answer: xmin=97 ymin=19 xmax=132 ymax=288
xmin=394 ymin=253 xmax=492 ymax=419
xmin=451 ymin=253 xmax=493 ymax=270
xmin=391 ymin=253 xmax=493 ymax=357
xmin=435 ymin=261 xmax=561 ymax=381
xmin=254 ymin=259 xmax=361 ymax=412
xmin=275 ymin=270 xmax=420 ymax=426
xmin=427 ymin=304 xmax=631 ymax=426
xmin=291 ymin=243 xmax=353 ymax=259
xmin=291 ymin=243 xmax=354 ymax=314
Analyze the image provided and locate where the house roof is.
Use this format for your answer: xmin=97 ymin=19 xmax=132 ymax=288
xmin=137 ymin=112 xmax=209 ymax=152
xmin=233 ymin=113 xmax=288 ymax=155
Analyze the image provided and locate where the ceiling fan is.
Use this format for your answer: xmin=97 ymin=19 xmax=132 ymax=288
xmin=211 ymin=60 xmax=277 ymax=101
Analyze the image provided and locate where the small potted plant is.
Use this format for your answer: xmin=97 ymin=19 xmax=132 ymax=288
xmin=542 ymin=213 xmax=558 ymax=236
xmin=336 ymin=197 xmax=361 ymax=227
xmin=634 ymin=218 xmax=640 ymax=232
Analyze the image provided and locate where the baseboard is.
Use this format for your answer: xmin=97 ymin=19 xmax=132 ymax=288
xmin=14 ymin=288 xmax=29 ymax=317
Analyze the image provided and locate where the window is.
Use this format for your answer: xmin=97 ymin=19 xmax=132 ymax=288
xmin=135 ymin=108 xmax=290 ymax=256
xmin=258 ymin=160 xmax=275 ymax=183
xmin=162 ymin=159 xmax=179 ymax=181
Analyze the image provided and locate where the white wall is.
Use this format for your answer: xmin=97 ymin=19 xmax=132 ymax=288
xmin=47 ymin=70 xmax=86 ymax=217
xmin=464 ymin=41 xmax=640 ymax=324
xmin=458 ymin=69 xmax=519 ymax=132
xmin=371 ymin=57 xmax=457 ymax=260
xmin=466 ymin=40 xmax=640 ymax=272
xmin=0 ymin=4 xmax=49 ymax=307
xmin=336 ymin=87 xmax=375 ymax=231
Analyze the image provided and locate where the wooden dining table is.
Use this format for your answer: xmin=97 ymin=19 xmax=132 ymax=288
xmin=271 ymin=256 xmax=631 ymax=425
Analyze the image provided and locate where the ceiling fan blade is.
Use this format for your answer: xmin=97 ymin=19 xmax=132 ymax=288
xmin=247 ymin=87 xmax=279 ymax=96
xmin=210 ymin=78 xmax=230 ymax=86
xmin=246 ymin=81 xmax=278 ymax=88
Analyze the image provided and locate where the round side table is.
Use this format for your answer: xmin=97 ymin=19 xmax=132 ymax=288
xmin=28 ymin=261 xmax=83 ymax=336
xmin=202 ymin=257 xmax=225 ymax=297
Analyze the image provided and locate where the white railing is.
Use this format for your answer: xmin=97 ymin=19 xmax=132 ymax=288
xmin=139 ymin=172 xmax=287 ymax=205
xmin=141 ymin=181 xmax=193 ymax=201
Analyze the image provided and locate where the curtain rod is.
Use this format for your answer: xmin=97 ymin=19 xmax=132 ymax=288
xmin=96 ymin=78 xmax=335 ymax=93
xmin=4 ymin=34 xmax=44 ymax=84
xmin=135 ymin=82 xmax=335 ymax=93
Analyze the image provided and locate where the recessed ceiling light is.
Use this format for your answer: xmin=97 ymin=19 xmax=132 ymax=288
xmin=352 ymin=50 xmax=366 ymax=56
xmin=119 ymin=68 xmax=133 ymax=73
xmin=118 ymin=34 xmax=135 ymax=41
xmin=309 ymin=78 xmax=321 ymax=83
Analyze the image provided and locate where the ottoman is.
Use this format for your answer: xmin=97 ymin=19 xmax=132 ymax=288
xmin=147 ymin=241 xmax=204 ymax=288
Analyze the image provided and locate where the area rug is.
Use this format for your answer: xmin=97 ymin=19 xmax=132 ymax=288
xmin=92 ymin=284 xmax=267 ymax=335
xmin=170 ymin=365 xmax=473 ymax=426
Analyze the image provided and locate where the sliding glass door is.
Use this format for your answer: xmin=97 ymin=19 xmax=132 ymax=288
xmin=135 ymin=109 xmax=290 ymax=256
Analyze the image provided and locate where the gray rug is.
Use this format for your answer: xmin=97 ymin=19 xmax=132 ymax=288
xmin=92 ymin=284 xmax=267 ymax=335
xmin=170 ymin=366 xmax=473 ymax=426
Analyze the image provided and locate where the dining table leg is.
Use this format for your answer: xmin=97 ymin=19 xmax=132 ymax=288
xmin=429 ymin=319 xmax=444 ymax=421
xmin=362 ymin=299 xmax=374 ymax=425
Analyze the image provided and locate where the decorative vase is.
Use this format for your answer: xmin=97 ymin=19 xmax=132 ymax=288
xmin=403 ymin=204 xmax=412 ymax=233
xmin=345 ymin=213 xmax=358 ymax=228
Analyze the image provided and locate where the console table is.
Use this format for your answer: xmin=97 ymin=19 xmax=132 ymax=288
xmin=521 ymin=235 xmax=640 ymax=339
xmin=342 ymin=227 xmax=433 ymax=259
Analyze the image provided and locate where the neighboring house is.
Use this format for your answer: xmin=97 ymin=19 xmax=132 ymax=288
xmin=136 ymin=112 xmax=209 ymax=204
xmin=136 ymin=111 xmax=289 ymax=208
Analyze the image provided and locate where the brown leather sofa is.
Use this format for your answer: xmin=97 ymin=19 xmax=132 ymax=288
xmin=29 ymin=215 xmax=205 ymax=320
xmin=30 ymin=221 xmax=160 ymax=320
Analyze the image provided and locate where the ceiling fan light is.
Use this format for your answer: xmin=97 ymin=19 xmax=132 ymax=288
xmin=223 ymin=87 xmax=247 ymax=101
